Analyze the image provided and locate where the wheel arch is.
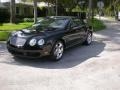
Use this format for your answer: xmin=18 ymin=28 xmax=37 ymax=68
xmin=57 ymin=39 xmax=66 ymax=49
xmin=88 ymin=26 xmax=93 ymax=35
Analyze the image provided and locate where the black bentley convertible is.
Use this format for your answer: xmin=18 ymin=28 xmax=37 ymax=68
xmin=7 ymin=16 xmax=93 ymax=61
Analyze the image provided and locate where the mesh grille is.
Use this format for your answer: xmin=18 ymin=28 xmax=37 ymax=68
xmin=10 ymin=37 xmax=26 ymax=47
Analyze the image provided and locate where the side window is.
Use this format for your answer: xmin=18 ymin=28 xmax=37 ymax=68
xmin=71 ymin=18 xmax=85 ymax=28
xmin=71 ymin=21 xmax=78 ymax=28
xmin=75 ymin=18 xmax=85 ymax=25
xmin=71 ymin=18 xmax=79 ymax=28
xmin=80 ymin=20 xmax=85 ymax=25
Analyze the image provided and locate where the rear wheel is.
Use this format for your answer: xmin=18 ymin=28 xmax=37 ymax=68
xmin=50 ymin=41 xmax=64 ymax=61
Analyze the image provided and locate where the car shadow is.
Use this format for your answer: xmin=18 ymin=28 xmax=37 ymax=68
xmin=10 ymin=41 xmax=106 ymax=69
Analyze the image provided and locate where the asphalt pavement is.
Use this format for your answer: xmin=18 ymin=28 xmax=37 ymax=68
xmin=0 ymin=17 xmax=120 ymax=90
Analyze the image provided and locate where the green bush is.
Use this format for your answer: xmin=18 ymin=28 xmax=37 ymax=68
xmin=16 ymin=15 xmax=34 ymax=23
xmin=23 ymin=17 xmax=44 ymax=22
xmin=24 ymin=18 xmax=34 ymax=22
xmin=90 ymin=19 xmax=106 ymax=31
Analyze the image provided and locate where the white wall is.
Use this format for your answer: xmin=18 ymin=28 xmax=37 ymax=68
xmin=1 ymin=0 xmax=20 ymax=3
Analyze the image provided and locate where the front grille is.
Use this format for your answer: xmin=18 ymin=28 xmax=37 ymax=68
xmin=9 ymin=49 xmax=41 ymax=57
xmin=10 ymin=37 xmax=26 ymax=47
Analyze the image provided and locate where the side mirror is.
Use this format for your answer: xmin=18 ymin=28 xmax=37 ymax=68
xmin=35 ymin=27 xmax=40 ymax=32
xmin=89 ymin=26 xmax=93 ymax=30
xmin=83 ymin=19 xmax=87 ymax=24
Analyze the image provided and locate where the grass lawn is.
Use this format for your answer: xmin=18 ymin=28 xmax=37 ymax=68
xmin=90 ymin=18 xmax=106 ymax=31
xmin=0 ymin=31 xmax=10 ymax=41
xmin=0 ymin=22 xmax=33 ymax=41
xmin=0 ymin=22 xmax=33 ymax=31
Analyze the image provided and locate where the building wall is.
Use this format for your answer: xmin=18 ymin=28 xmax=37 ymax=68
xmin=3 ymin=2 xmax=34 ymax=18
xmin=15 ymin=4 xmax=34 ymax=17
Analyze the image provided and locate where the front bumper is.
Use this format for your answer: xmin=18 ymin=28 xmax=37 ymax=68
xmin=7 ymin=44 xmax=52 ymax=58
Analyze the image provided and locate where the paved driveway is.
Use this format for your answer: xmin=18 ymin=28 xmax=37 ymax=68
xmin=0 ymin=18 xmax=120 ymax=90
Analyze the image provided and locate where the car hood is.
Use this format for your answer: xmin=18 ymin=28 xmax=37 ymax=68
xmin=20 ymin=29 xmax=46 ymax=38
xmin=15 ymin=28 xmax=64 ymax=39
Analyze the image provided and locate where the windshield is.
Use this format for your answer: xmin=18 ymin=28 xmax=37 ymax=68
xmin=29 ymin=18 xmax=69 ymax=31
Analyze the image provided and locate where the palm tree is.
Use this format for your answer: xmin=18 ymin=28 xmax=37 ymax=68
xmin=10 ymin=0 xmax=16 ymax=23
xmin=33 ymin=0 xmax=37 ymax=23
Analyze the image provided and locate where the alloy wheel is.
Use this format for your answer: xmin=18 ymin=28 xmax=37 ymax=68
xmin=54 ymin=42 xmax=64 ymax=60
xmin=87 ymin=33 xmax=92 ymax=44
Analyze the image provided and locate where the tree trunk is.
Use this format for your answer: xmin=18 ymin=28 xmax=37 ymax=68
xmin=33 ymin=0 xmax=37 ymax=24
xmin=10 ymin=0 xmax=16 ymax=23
xmin=88 ymin=0 xmax=93 ymax=22
xmin=55 ymin=0 xmax=58 ymax=16
xmin=48 ymin=0 xmax=50 ymax=16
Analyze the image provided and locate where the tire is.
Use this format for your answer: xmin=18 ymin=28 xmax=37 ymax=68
xmin=50 ymin=41 xmax=64 ymax=61
xmin=84 ymin=32 xmax=92 ymax=45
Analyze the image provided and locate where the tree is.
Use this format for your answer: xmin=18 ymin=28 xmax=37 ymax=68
xmin=21 ymin=0 xmax=38 ymax=23
xmin=10 ymin=0 xmax=16 ymax=23
xmin=33 ymin=0 xmax=37 ymax=23
xmin=59 ymin=0 xmax=77 ymax=12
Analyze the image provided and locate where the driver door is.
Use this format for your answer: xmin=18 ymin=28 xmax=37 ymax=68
xmin=64 ymin=18 xmax=83 ymax=47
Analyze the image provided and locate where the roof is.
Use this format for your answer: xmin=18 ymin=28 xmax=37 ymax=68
xmin=48 ymin=16 xmax=78 ymax=20
xmin=2 ymin=2 xmax=53 ymax=7
xmin=50 ymin=16 xmax=74 ymax=19
xmin=2 ymin=2 xmax=34 ymax=7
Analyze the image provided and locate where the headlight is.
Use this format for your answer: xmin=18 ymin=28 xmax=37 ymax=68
xmin=11 ymin=31 xmax=17 ymax=36
xmin=38 ymin=39 xmax=45 ymax=46
xmin=11 ymin=31 xmax=22 ymax=36
xmin=29 ymin=39 xmax=37 ymax=46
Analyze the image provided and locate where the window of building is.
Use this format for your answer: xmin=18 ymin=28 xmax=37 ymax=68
xmin=16 ymin=7 xmax=20 ymax=15
xmin=24 ymin=7 xmax=28 ymax=14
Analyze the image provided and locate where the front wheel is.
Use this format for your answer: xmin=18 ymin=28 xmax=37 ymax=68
xmin=84 ymin=32 xmax=92 ymax=45
xmin=50 ymin=41 xmax=64 ymax=61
